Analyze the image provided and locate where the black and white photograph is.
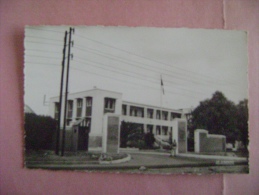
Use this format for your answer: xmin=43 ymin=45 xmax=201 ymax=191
xmin=24 ymin=26 xmax=249 ymax=174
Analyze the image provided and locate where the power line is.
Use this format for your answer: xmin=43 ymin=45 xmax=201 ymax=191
xmin=25 ymin=47 xmax=241 ymax=95
xmin=26 ymin=35 xmax=63 ymax=42
xmin=73 ymin=45 xmax=241 ymax=92
xmin=73 ymin=57 xmax=208 ymax=96
xmin=26 ymin=27 xmax=65 ymax=34
xmin=26 ymin=48 xmax=61 ymax=54
xmin=25 ymin=62 xmax=60 ymax=66
xmin=26 ymin=40 xmax=62 ymax=46
xmin=71 ymin=61 xmax=203 ymax=100
xmin=25 ymin=57 xmax=210 ymax=97
xmin=26 ymin=55 xmax=61 ymax=60
xmin=25 ymin=28 xmax=243 ymax=87
xmin=74 ymin=58 xmax=156 ymax=84
xmin=24 ymin=27 xmax=244 ymax=100
xmin=73 ymin=45 xmax=229 ymax=87
xmin=74 ymin=33 xmax=240 ymax=85
xmin=25 ymin=28 xmax=244 ymax=86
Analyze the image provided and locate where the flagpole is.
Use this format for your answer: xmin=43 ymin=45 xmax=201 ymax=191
xmin=160 ymin=74 xmax=162 ymax=112
xmin=160 ymin=74 xmax=163 ymax=136
xmin=160 ymin=74 xmax=164 ymax=107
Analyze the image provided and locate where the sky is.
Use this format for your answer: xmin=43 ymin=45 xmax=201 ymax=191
xmin=24 ymin=26 xmax=248 ymax=115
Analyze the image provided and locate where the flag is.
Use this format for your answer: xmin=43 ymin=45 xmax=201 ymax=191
xmin=161 ymin=76 xmax=165 ymax=95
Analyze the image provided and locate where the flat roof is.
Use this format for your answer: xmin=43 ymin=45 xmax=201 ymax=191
xmin=122 ymin=100 xmax=183 ymax=113
xmin=50 ymin=88 xmax=122 ymax=99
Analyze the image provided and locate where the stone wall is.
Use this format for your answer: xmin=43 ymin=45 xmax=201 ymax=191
xmin=194 ymin=129 xmax=226 ymax=153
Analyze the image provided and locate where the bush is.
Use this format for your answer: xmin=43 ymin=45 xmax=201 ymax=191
xmin=144 ymin=132 xmax=155 ymax=148
xmin=126 ymin=140 xmax=138 ymax=148
xmin=25 ymin=113 xmax=57 ymax=150
xmin=126 ymin=140 xmax=144 ymax=149
xmin=137 ymin=140 xmax=146 ymax=149
xmin=120 ymin=121 xmax=145 ymax=148
xmin=120 ymin=121 xmax=157 ymax=149
xmin=162 ymin=145 xmax=172 ymax=150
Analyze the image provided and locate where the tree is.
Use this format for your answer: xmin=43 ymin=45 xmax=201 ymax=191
xmin=190 ymin=91 xmax=238 ymax=143
xmin=236 ymin=99 xmax=249 ymax=149
xmin=120 ymin=121 xmax=145 ymax=148
xmin=25 ymin=113 xmax=57 ymax=150
xmin=120 ymin=121 xmax=131 ymax=147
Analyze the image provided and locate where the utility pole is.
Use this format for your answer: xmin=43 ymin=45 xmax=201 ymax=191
xmin=61 ymin=27 xmax=75 ymax=156
xmin=55 ymin=31 xmax=68 ymax=155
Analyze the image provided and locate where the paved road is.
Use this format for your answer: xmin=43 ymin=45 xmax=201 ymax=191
xmin=26 ymin=152 xmax=223 ymax=169
xmin=124 ymin=153 xmax=214 ymax=166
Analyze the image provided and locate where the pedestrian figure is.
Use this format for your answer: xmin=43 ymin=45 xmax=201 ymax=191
xmin=171 ymin=139 xmax=177 ymax=157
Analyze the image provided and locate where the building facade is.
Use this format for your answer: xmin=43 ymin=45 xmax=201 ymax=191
xmin=49 ymin=88 xmax=187 ymax=150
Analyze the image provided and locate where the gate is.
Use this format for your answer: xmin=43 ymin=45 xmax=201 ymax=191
xmin=72 ymin=117 xmax=91 ymax=152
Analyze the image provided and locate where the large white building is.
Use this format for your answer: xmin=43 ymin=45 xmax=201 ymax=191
xmin=49 ymin=88 xmax=188 ymax=150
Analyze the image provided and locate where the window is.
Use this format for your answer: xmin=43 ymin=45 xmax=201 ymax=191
xmin=147 ymin=109 xmax=153 ymax=118
xmin=156 ymin=126 xmax=161 ymax=135
xmin=171 ymin=113 xmax=174 ymax=120
xmin=104 ymin=98 xmax=116 ymax=113
xmin=130 ymin=106 xmax=144 ymax=117
xmin=67 ymin=100 xmax=73 ymax=118
xmin=156 ymin=110 xmax=161 ymax=119
xmin=76 ymin=99 xmax=82 ymax=118
xmin=54 ymin=102 xmax=60 ymax=120
xmin=162 ymin=111 xmax=168 ymax=120
xmin=147 ymin=125 xmax=153 ymax=133
xmin=171 ymin=112 xmax=182 ymax=120
xmin=122 ymin=104 xmax=127 ymax=115
xmin=86 ymin=97 xmax=92 ymax=107
xmin=162 ymin=126 xmax=168 ymax=135
xmin=85 ymin=97 xmax=92 ymax=116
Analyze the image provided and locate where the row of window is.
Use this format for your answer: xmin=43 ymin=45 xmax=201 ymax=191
xmin=54 ymin=97 xmax=93 ymax=120
xmin=54 ymin=97 xmax=117 ymax=120
xmin=70 ymin=97 xmax=93 ymax=118
xmin=147 ymin=125 xmax=172 ymax=136
xmin=122 ymin=104 xmax=182 ymax=120
xmin=54 ymin=98 xmax=181 ymax=123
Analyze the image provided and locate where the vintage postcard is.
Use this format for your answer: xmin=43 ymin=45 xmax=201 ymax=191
xmin=24 ymin=26 xmax=248 ymax=174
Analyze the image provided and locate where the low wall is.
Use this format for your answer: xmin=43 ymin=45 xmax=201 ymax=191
xmin=194 ymin=129 xmax=226 ymax=153
xmin=89 ymin=135 xmax=102 ymax=148
xmin=57 ymin=129 xmax=102 ymax=152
